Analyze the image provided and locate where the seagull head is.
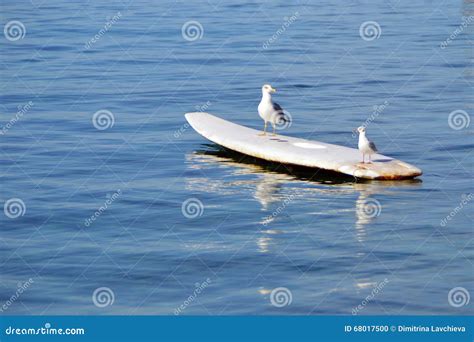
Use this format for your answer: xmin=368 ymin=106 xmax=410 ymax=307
xmin=262 ymin=84 xmax=276 ymax=94
xmin=356 ymin=126 xmax=366 ymax=134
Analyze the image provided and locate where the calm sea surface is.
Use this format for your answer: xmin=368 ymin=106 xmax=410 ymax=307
xmin=1 ymin=0 xmax=473 ymax=315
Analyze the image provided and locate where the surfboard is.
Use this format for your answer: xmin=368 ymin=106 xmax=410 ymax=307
xmin=184 ymin=112 xmax=422 ymax=180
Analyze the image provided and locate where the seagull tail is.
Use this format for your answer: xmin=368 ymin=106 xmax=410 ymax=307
xmin=276 ymin=110 xmax=291 ymax=123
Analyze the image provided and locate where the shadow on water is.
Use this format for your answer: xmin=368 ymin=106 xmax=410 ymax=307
xmin=193 ymin=144 xmax=355 ymax=184
xmin=191 ymin=144 xmax=423 ymax=186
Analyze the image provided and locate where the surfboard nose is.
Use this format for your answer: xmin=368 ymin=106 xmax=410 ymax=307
xmin=185 ymin=112 xmax=215 ymax=136
xmin=185 ymin=112 xmax=209 ymax=122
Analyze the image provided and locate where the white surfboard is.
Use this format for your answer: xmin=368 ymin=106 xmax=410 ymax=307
xmin=185 ymin=112 xmax=422 ymax=180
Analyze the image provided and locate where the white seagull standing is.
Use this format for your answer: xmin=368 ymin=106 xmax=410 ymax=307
xmin=258 ymin=84 xmax=289 ymax=136
xmin=356 ymin=126 xmax=378 ymax=163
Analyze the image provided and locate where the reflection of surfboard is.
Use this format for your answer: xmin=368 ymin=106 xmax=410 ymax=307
xmin=185 ymin=112 xmax=422 ymax=180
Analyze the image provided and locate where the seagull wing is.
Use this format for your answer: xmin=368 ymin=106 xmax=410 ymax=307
xmin=272 ymin=102 xmax=290 ymax=122
xmin=369 ymin=140 xmax=378 ymax=153
xmin=272 ymin=101 xmax=283 ymax=112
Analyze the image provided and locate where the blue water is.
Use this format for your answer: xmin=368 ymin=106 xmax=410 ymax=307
xmin=1 ymin=0 xmax=473 ymax=315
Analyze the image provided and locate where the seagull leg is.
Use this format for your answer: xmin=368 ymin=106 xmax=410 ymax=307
xmin=362 ymin=153 xmax=365 ymax=163
xmin=368 ymin=154 xmax=372 ymax=164
xmin=258 ymin=122 xmax=267 ymax=136
xmin=272 ymin=124 xmax=276 ymax=136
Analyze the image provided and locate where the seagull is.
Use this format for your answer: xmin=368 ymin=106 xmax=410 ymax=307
xmin=258 ymin=84 xmax=289 ymax=136
xmin=356 ymin=126 xmax=378 ymax=163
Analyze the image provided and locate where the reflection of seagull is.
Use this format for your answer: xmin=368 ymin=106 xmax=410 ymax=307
xmin=254 ymin=174 xmax=283 ymax=210
xmin=258 ymin=84 xmax=289 ymax=136
xmin=356 ymin=126 xmax=378 ymax=163
xmin=355 ymin=192 xmax=370 ymax=240
xmin=353 ymin=183 xmax=380 ymax=242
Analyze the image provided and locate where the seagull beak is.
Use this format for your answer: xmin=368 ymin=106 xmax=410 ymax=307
xmin=271 ymin=88 xmax=276 ymax=93
xmin=352 ymin=128 xmax=358 ymax=133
